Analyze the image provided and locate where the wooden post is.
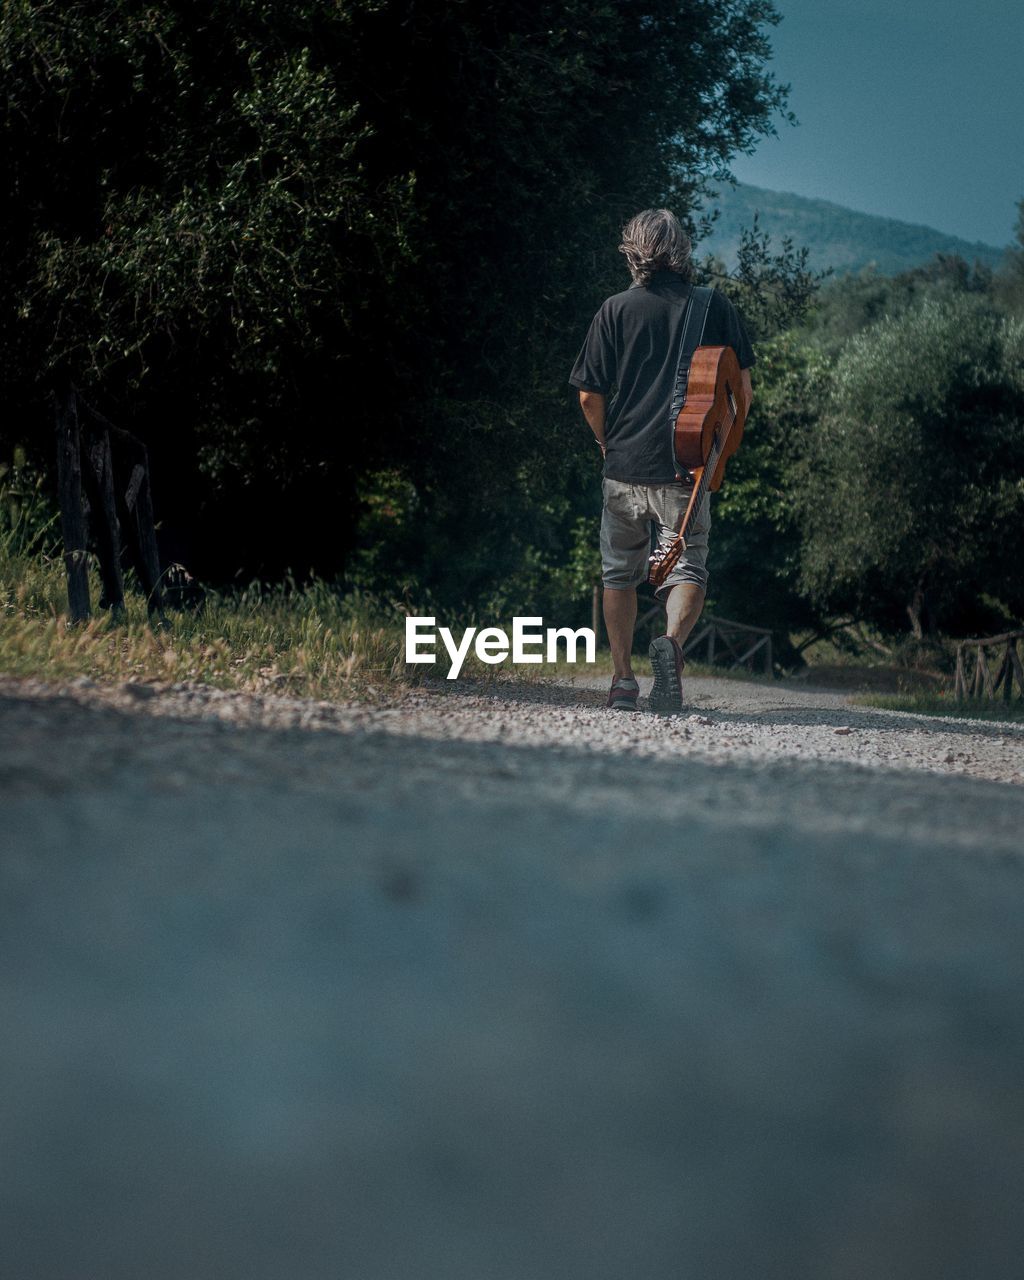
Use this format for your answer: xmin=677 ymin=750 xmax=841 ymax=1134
xmin=81 ymin=410 xmax=126 ymax=616
xmin=977 ymin=647 xmax=995 ymax=697
xmin=1009 ymin=642 xmax=1024 ymax=699
xmin=955 ymin=632 xmax=1024 ymax=702
xmin=54 ymin=386 xmax=91 ymax=622
xmin=997 ymin=645 xmax=1012 ymax=702
xmin=109 ymin=424 xmax=166 ymax=617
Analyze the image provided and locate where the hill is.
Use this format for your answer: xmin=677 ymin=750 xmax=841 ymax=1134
xmin=699 ymin=182 xmax=1007 ymax=276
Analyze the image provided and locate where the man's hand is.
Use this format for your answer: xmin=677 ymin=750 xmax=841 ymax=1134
xmin=578 ymin=390 xmax=606 ymax=455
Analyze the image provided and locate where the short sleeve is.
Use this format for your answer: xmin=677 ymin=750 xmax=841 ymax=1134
xmin=717 ymin=293 xmax=755 ymax=369
xmin=569 ymin=304 xmax=617 ymax=394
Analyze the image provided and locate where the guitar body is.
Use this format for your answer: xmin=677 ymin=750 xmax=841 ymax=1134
xmin=673 ymin=345 xmax=745 ymax=491
xmin=648 ymin=344 xmax=746 ymax=588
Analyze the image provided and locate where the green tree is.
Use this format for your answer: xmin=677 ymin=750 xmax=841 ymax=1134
xmin=704 ymin=213 xmax=824 ymax=343
xmin=995 ymin=197 xmax=1024 ymax=314
xmin=796 ymin=295 xmax=1024 ymax=637
xmin=709 ymin=331 xmax=832 ymax=660
xmin=797 ymin=254 xmax=995 ymax=355
xmin=1 ymin=0 xmax=791 ymax=595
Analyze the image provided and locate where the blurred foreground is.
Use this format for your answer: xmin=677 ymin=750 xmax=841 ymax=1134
xmin=3 ymin=677 xmax=1024 ymax=1279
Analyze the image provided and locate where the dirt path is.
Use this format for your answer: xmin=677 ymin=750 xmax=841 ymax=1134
xmin=3 ymin=673 xmax=1024 ymax=1279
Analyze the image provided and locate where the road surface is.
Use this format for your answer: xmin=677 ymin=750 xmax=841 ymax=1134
xmin=3 ymin=673 xmax=1024 ymax=1279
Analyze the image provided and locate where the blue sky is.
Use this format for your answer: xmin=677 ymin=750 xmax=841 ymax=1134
xmin=729 ymin=0 xmax=1024 ymax=247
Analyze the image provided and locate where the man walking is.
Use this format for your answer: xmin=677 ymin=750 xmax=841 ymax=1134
xmin=569 ymin=208 xmax=754 ymax=715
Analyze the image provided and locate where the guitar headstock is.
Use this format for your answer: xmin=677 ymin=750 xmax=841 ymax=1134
xmin=647 ymin=542 xmax=682 ymax=589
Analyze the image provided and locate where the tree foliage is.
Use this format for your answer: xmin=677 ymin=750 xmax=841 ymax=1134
xmin=994 ymin=197 xmax=1024 ymax=314
xmin=702 ymin=212 xmax=825 ymax=343
xmin=796 ymin=295 xmax=1024 ymax=637
xmin=709 ymin=332 xmax=832 ymax=657
xmin=1 ymin=0 xmax=790 ymax=594
xmin=796 ymin=254 xmax=995 ymax=354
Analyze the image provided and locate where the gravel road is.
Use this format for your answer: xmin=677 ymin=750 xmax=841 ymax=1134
xmin=3 ymin=672 xmax=1024 ymax=1279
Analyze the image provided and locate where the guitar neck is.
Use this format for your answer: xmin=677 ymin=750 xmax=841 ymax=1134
xmin=678 ymin=389 xmax=737 ymax=539
xmin=679 ymin=435 xmax=720 ymax=540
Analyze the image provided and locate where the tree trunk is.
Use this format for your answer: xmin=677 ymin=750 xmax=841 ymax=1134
xmin=109 ymin=424 xmax=166 ymax=619
xmin=54 ymin=386 xmax=91 ymax=623
xmin=81 ymin=409 xmax=126 ymax=616
xmin=907 ymin=583 xmax=925 ymax=640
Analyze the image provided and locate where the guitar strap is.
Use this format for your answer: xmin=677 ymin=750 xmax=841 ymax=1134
xmin=668 ymin=285 xmax=714 ymax=427
xmin=654 ymin=284 xmax=714 ymax=570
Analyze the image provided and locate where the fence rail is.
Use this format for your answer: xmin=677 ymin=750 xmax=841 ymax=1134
xmin=682 ymin=616 xmax=773 ymax=675
xmin=954 ymin=630 xmax=1024 ymax=701
xmin=591 ymin=585 xmax=773 ymax=675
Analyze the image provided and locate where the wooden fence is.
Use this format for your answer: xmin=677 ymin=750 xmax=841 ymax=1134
xmin=954 ymin=630 xmax=1024 ymax=701
xmin=591 ymin=586 xmax=773 ymax=675
xmin=681 ymin=615 xmax=774 ymax=675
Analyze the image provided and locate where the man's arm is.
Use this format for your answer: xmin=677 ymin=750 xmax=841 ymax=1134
xmin=578 ymin=390 xmax=607 ymax=456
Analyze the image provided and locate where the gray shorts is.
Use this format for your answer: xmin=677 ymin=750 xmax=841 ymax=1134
xmin=600 ymin=477 xmax=710 ymax=598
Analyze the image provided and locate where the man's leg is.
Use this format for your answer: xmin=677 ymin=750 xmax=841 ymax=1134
xmin=603 ymin=585 xmax=638 ymax=679
xmin=648 ymin=483 xmax=709 ymax=713
xmin=664 ymin=582 xmax=705 ymax=647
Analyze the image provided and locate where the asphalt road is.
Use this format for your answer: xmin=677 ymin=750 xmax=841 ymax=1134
xmin=3 ymin=677 xmax=1024 ymax=1279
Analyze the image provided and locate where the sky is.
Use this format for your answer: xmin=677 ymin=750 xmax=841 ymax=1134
xmin=729 ymin=0 xmax=1024 ymax=248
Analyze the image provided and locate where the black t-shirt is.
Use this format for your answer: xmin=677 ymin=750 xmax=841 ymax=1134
xmin=569 ymin=270 xmax=755 ymax=484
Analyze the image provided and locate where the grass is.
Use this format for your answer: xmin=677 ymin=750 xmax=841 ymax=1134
xmin=3 ymin=463 xmax=1019 ymax=719
xmin=0 ymin=515 xmax=600 ymax=698
xmin=0 ymin=552 xmax=781 ymax=698
xmin=1 ymin=479 xmax=408 ymax=698
xmin=797 ymin=628 xmax=1024 ymax=721
xmin=1 ymin=563 xmax=408 ymax=700
xmin=5 ymin=559 xmax=1022 ymax=722
xmin=0 ymin=466 xmax=772 ymax=697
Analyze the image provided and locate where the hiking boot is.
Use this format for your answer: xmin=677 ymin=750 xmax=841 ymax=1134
xmin=607 ymin=675 xmax=640 ymax=711
xmin=648 ymin=635 xmax=685 ymax=715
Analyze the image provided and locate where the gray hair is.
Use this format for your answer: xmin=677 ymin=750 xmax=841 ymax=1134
xmin=618 ymin=209 xmax=692 ymax=286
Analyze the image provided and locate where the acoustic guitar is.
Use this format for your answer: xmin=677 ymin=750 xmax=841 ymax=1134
xmin=648 ymin=344 xmax=746 ymax=589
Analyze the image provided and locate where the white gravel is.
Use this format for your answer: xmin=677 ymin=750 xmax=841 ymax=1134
xmin=11 ymin=668 xmax=1020 ymax=786
xmin=379 ymin=674 xmax=1024 ymax=786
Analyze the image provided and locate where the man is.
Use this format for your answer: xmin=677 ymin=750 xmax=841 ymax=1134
xmin=569 ymin=208 xmax=754 ymax=715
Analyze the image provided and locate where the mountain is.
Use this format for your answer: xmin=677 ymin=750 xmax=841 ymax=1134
xmin=698 ymin=182 xmax=1007 ymax=276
